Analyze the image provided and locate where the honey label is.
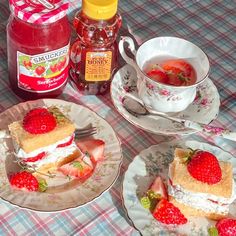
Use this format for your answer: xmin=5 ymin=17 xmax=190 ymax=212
xmin=85 ymin=51 xmax=112 ymax=81
xmin=17 ymin=44 xmax=69 ymax=93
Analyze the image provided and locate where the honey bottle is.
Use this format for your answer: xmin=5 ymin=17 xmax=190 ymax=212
xmin=70 ymin=0 xmax=122 ymax=95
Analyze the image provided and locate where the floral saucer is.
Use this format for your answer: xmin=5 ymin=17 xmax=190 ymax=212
xmin=111 ymin=64 xmax=220 ymax=135
xmin=122 ymin=140 xmax=236 ymax=236
xmin=0 ymin=99 xmax=122 ymax=212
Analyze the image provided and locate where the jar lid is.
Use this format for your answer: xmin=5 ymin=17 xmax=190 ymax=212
xmin=82 ymin=0 xmax=118 ymax=20
xmin=9 ymin=0 xmax=69 ymax=24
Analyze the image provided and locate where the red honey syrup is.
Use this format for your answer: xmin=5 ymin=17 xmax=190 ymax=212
xmin=144 ymin=56 xmax=197 ymax=86
xmin=7 ymin=0 xmax=71 ymax=100
xmin=70 ymin=0 xmax=122 ymax=95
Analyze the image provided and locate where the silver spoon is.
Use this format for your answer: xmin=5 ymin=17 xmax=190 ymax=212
xmin=123 ymin=96 xmax=236 ymax=141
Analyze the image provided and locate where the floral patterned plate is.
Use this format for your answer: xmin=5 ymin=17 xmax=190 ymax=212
xmin=111 ymin=64 xmax=220 ymax=135
xmin=122 ymin=140 xmax=236 ymax=236
xmin=0 ymin=99 xmax=122 ymax=212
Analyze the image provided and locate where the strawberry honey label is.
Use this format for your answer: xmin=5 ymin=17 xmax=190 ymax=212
xmin=17 ymin=44 xmax=69 ymax=93
xmin=85 ymin=51 xmax=112 ymax=82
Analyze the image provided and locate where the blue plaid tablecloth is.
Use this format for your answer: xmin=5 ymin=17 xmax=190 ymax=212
xmin=0 ymin=0 xmax=235 ymax=235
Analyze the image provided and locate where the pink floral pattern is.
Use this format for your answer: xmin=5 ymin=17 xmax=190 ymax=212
xmin=203 ymin=125 xmax=226 ymax=135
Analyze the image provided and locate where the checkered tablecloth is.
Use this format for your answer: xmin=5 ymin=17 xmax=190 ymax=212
xmin=0 ymin=0 xmax=235 ymax=235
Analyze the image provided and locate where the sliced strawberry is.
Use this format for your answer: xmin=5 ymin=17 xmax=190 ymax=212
xmin=58 ymin=157 xmax=93 ymax=179
xmin=76 ymin=139 xmax=105 ymax=163
xmin=150 ymin=176 xmax=168 ymax=199
xmin=162 ymin=59 xmax=196 ymax=86
xmin=24 ymin=151 xmax=46 ymax=163
xmin=57 ymin=135 xmax=74 ymax=148
xmin=146 ymin=69 xmax=169 ymax=84
xmin=153 ymin=199 xmax=187 ymax=225
xmin=9 ymin=171 xmax=39 ymax=191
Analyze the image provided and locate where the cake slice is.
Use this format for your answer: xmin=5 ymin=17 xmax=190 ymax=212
xmin=8 ymin=106 xmax=79 ymax=172
xmin=168 ymin=148 xmax=235 ymax=220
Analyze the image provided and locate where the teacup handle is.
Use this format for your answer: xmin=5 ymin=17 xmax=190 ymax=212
xmin=119 ymin=36 xmax=139 ymax=70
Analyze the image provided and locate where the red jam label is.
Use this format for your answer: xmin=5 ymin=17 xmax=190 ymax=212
xmin=17 ymin=44 xmax=69 ymax=93
xmin=85 ymin=51 xmax=112 ymax=81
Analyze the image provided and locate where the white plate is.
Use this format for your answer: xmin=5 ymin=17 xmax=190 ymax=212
xmin=111 ymin=64 xmax=220 ymax=135
xmin=122 ymin=140 xmax=236 ymax=236
xmin=0 ymin=99 xmax=122 ymax=212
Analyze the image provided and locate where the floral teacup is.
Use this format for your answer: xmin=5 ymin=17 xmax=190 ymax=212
xmin=118 ymin=36 xmax=210 ymax=113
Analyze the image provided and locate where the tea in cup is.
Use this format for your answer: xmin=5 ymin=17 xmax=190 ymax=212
xmin=119 ymin=36 xmax=210 ymax=113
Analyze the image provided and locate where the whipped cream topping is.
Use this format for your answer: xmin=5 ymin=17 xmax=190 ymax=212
xmin=168 ymin=179 xmax=236 ymax=214
xmin=168 ymin=163 xmax=236 ymax=214
xmin=16 ymin=135 xmax=78 ymax=168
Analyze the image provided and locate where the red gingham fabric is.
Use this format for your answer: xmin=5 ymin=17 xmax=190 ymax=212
xmin=9 ymin=0 xmax=69 ymax=24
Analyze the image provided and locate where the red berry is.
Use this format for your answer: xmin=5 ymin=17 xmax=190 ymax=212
xmin=146 ymin=69 xmax=169 ymax=84
xmin=216 ymin=218 xmax=236 ymax=236
xmin=35 ymin=66 xmax=45 ymax=76
xmin=23 ymin=108 xmax=56 ymax=134
xmin=162 ymin=59 xmax=196 ymax=86
xmin=187 ymin=150 xmax=222 ymax=184
xmin=9 ymin=171 xmax=39 ymax=191
xmin=76 ymin=139 xmax=105 ymax=163
xmin=58 ymin=158 xmax=93 ymax=179
xmin=153 ymin=199 xmax=187 ymax=225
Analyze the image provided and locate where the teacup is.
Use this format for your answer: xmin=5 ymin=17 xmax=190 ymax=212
xmin=118 ymin=36 xmax=210 ymax=113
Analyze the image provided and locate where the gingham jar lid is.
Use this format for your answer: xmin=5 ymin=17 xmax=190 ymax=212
xmin=9 ymin=0 xmax=69 ymax=24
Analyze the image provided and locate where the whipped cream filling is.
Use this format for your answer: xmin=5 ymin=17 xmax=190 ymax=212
xmin=168 ymin=177 xmax=236 ymax=214
xmin=15 ymin=135 xmax=78 ymax=168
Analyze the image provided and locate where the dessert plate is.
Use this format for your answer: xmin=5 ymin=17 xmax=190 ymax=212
xmin=111 ymin=64 xmax=220 ymax=135
xmin=0 ymin=99 xmax=122 ymax=212
xmin=122 ymin=140 xmax=236 ymax=236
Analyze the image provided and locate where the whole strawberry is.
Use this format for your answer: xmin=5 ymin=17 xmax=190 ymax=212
xmin=208 ymin=218 xmax=236 ymax=236
xmin=23 ymin=108 xmax=56 ymax=134
xmin=152 ymin=199 xmax=187 ymax=225
xmin=10 ymin=171 xmax=39 ymax=191
xmin=186 ymin=150 xmax=222 ymax=184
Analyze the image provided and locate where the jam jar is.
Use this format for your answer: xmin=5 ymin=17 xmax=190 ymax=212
xmin=7 ymin=0 xmax=71 ymax=100
xmin=70 ymin=0 xmax=122 ymax=95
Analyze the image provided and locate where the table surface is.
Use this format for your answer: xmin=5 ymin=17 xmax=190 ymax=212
xmin=0 ymin=0 xmax=236 ymax=235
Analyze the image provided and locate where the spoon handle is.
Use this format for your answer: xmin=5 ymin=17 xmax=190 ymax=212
xmin=149 ymin=110 xmax=236 ymax=141
xmin=184 ymin=120 xmax=236 ymax=141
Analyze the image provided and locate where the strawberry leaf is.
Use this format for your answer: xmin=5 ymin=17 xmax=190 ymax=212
xmin=38 ymin=179 xmax=48 ymax=192
xmin=208 ymin=227 xmax=218 ymax=236
xmin=72 ymin=161 xmax=84 ymax=170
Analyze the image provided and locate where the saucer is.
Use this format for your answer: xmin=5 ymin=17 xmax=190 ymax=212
xmin=111 ymin=64 xmax=220 ymax=135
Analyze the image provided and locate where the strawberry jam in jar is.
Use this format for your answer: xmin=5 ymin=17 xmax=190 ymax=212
xmin=7 ymin=0 xmax=71 ymax=100
xmin=70 ymin=0 xmax=122 ymax=95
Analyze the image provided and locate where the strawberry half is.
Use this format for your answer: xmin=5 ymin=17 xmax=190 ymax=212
xmin=140 ymin=176 xmax=168 ymax=211
xmin=76 ymin=139 xmax=105 ymax=163
xmin=186 ymin=150 xmax=222 ymax=185
xmin=9 ymin=171 xmax=39 ymax=191
xmin=153 ymin=199 xmax=187 ymax=225
xmin=150 ymin=176 xmax=168 ymax=199
xmin=58 ymin=157 xmax=93 ymax=179
xmin=209 ymin=218 xmax=236 ymax=236
xmin=23 ymin=107 xmax=56 ymax=134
